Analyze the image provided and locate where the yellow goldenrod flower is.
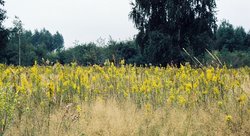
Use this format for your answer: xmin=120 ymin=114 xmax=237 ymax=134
xmin=218 ymin=101 xmax=223 ymax=107
xmin=178 ymin=96 xmax=186 ymax=105
xmin=76 ymin=105 xmax=82 ymax=113
xmin=225 ymin=115 xmax=232 ymax=122
xmin=237 ymin=94 xmax=247 ymax=104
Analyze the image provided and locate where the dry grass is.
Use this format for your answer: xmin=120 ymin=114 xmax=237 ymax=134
xmin=4 ymin=97 xmax=250 ymax=136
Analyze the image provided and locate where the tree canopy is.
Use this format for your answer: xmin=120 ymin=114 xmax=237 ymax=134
xmin=3 ymin=25 xmax=64 ymax=65
xmin=0 ymin=0 xmax=9 ymax=61
xmin=129 ymin=0 xmax=217 ymax=65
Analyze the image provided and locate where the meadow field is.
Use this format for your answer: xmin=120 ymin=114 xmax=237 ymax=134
xmin=0 ymin=62 xmax=250 ymax=136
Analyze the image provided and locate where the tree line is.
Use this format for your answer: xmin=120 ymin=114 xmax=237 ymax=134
xmin=0 ymin=0 xmax=249 ymax=67
xmin=55 ymin=20 xmax=250 ymax=68
xmin=1 ymin=25 xmax=64 ymax=65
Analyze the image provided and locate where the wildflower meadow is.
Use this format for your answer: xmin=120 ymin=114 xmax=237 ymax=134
xmin=0 ymin=62 xmax=250 ymax=135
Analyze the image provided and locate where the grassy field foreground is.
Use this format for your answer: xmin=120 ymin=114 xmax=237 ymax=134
xmin=0 ymin=62 xmax=250 ymax=135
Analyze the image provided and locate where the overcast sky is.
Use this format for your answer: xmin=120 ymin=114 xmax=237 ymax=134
xmin=3 ymin=0 xmax=250 ymax=48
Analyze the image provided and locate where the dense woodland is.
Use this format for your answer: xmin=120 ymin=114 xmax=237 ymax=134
xmin=0 ymin=0 xmax=250 ymax=67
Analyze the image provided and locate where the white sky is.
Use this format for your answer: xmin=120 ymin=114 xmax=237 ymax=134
xmin=3 ymin=0 xmax=250 ymax=48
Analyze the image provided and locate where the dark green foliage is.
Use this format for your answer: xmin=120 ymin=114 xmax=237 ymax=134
xmin=59 ymin=43 xmax=103 ymax=65
xmin=143 ymin=31 xmax=173 ymax=65
xmin=215 ymin=21 xmax=236 ymax=51
xmin=215 ymin=20 xmax=249 ymax=52
xmin=234 ymin=27 xmax=247 ymax=50
xmin=32 ymin=29 xmax=64 ymax=52
xmin=58 ymin=40 xmax=139 ymax=66
xmin=2 ymin=26 xmax=64 ymax=65
xmin=53 ymin=32 xmax=64 ymax=51
xmin=0 ymin=0 xmax=9 ymax=62
xmin=246 ymin=32 xmax=250 ymax=49
xmin=104 ymin=40 xmax=139 ymax=65
xmin=204 ymin=50 xmax=250 ymax=67
xmin=129 ymin=0 xmax=217 ymax=65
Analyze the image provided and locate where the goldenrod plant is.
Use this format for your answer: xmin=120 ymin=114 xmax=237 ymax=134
xmin=0 ymin=61 xmax=249 ymax=135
